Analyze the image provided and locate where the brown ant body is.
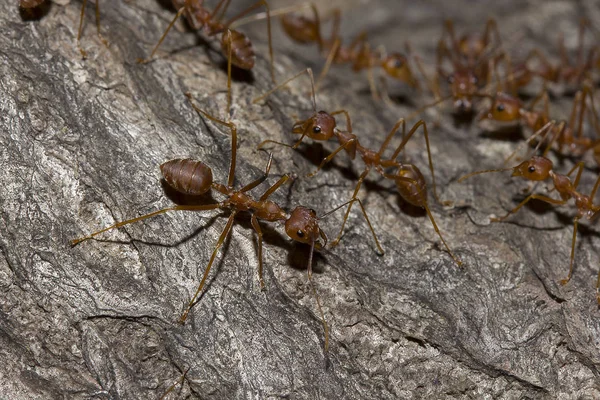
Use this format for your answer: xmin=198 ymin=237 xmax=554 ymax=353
xmin=412 ymin=19 xmax=504 ymax=117
xmin=241 ymin=4 xmax=418 ymax=98
xmin=460 ymin=141 xmax=600 ymax=303
xmin=254 ymin=69 xmax=462 ymax=266
xmin=138 ymin=0 xmax=276 ymax=113
xmin=71 ymin=94 xmax=384 ymax=351
xmin=479 ymin=87 xmax=600 ymax=163
xmin=501 ymin=19 xmax=599 ymax=95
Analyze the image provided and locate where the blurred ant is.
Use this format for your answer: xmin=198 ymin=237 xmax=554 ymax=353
xmin=500 ymin=19 xmax=600 ymax=95
xmin=479 ymin=85 xmax=600 ymax=164
xmin=138 ymin=0 xmax=276 ymax=114
xmin=71 ymin=93 xmax=383 ymax=351
xmin=254 ymin=68 xmax=462 ymax=266
xmin=460 ymin=123 xmax=600 ymax=303
xmin=412 ymin=19 xmax=504 ymax=117
xmin=237 ymin=3 xmax=418 ymax=100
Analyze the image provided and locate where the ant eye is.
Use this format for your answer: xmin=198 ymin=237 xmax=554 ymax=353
xmin=528 ymin=166 xmax=536 ymax=173
xmin=448 ymin=76 xmax=455 ymax=83
xmin=313 ymin=126 xmax=322 ymax=134
xmin=496 ymin=104 xmax=505 ymax=112
xmin=394 ymin=59 xmax=403 ymax=68
xmin=296 ymin=230 xmax=305 ymax=238
xmin=472 ymin=76 xmax=478 ymax=84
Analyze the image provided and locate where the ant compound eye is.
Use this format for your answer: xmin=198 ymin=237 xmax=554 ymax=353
xmin=394 ymin=59 xmax=403 ymax=68
xmin=313 ymin=126 xmax=322 ymax=134
xmin=496 ymin=104 xmax=505 ymax=112
xmin=528 ymin=166 xmax=536 ymax=173
xmin=447 ymin=76 xmax=455 ymax=83
xmin=296 ymin=230 xmax=305 ymax=238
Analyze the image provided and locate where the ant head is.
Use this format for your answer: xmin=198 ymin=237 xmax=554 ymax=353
xmin=511 ymin=156 xmax=553 ymax=181
xmin=294 ymin=111 xmax=336 ymax=140
xmin=285 ymin=206 xmax=322 ymax=246
xmin=480 ymin=92 xmax=522 ymax=123
xmin=382 ymin=53 xmax=417 ymax=87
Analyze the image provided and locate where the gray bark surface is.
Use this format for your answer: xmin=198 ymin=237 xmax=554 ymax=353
xmin=1 ymin=0 xmax=599 ymax=398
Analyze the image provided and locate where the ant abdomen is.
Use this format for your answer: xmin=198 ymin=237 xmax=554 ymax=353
xmin=19 ymin=0 xmax=44 ymax=8
xmin=393 ymin=165 xmax=428 ymax=208
xmin=221 ymin=30 xmax=255 ymax=70
xmin=281 ymin=14 xmax=319 ymax=44
xmin=160 ymin=159 xmax=214 ymax=196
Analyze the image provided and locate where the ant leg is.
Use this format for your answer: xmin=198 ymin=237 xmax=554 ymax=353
xmin=440 ymin=20 xmax=460 ymax=61
xmin=413 ymin=54 xmax=441 ymax=100
xmin=565 ymin=162 xmax=585 ymax=188
xmin=158 ymin=367 xmax=190 ymax=400
xmin=330 ymin=110 xmax=353 ymax=133
xmin=240 ymin=154 xmax=273 ymax=193
xmin=304 ymin=240 xmax=329 ymax=352
xmin=186 ymin=93 xmax=238 ymax=188
xmin=330 ymin=168 xmax=371 ymax=247
xmin=560 ymin=217 xmax=581 ymax=285
xmin=315 ymin=38 xmax=341 ymax=92
xmin=306 ymin=138 xmax=358 ymax=178
xmin=259 ymin=174 xmax=292 ymax=201
xmin=251 ymin=215 xmax=266 ymax=288
xmin=490 ymin=194 xmax=567 ymax=222
xmin=483 ymin=18 xmax=501 ymax=51
xmin=180 ymin=212 xmax=237 ymax=324
xmin=77 ymin=0 xmax=89 ymax=58
xmin=71 ymin=204 xmax=222 ymax=246
xmin=137 ymin=1 xmax=190 ymax=63
xmin=320 ymin=197 xmax=383 ymax=253
xmin=224 ymin=0 xmax=276 ymax=84
xmin=423 ymin=202 xmax=462 ymax=266
xmin=257 ymin=136 xmax=306 ymax=151
xmin=224 ymin=30 xmax=233 ymax=118
xmin=94 ymin=0 xmax=107 ymax=47
xmin=589 ymin=170 xmax=600 ymax=200
xmin=367 ymin=66 xmax=380 ymax=101
xmin=253 ymin=68 xmax=316 ymax=110
xmin=211 ymin=0 xmax=232 ymax=21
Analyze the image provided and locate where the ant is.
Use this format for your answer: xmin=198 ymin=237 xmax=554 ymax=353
xmin=236 ymin=3 xmax=418 ymax=100
xmin=478 ymin=85 xmax=600 ymax=164
xmin=18 ymin=0 xmax=106 ymax=58
xmin=459 ymin=122 xmax=600 ymax=303
xmin=71 ymin=93 xmax=382 ymax=352
xmin=137 ymin=0 xmax=276 ymax=115
xmin=411 ymin=18 xmax=523 ymax=120
xmin=500 ymin=19 xmax=599 ymax=95
xmin=253 ymin=68 xmax=462 ymax=266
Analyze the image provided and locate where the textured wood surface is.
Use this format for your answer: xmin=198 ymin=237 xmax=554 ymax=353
xmin=1 ymin=0 xmax=600 ymax=398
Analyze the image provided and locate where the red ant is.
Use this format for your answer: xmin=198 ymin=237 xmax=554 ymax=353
xmin=253 ymin=68 xmax=462 ymax=266
xmin=500 ymin=19 xmax=600 ymax=95
xmin=237 ymin=3 xmax=418 ymax=100
xmin=478 ymin=85 xmax=600 ymax=164
xmin=137 ymin=0 xmax=276 ymax=114
xmin=412 ymin=20 xmax=503 ymax=117
xmin=71 ymin=94 xmax=382 ymax=351
xmin=18 ymin=0 xmax=106 ymax=58
xmin=459 ymin=122 xmax=600 ymax=303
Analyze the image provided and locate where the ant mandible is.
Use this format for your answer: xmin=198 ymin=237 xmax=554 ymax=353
xmin=253 ymin=68 xmax=462 ymax=266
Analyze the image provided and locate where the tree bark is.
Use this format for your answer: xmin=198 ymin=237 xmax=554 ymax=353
xmin=1 ymin=0 xmax=599 ymax=398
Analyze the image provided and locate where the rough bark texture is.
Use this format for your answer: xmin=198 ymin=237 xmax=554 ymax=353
xmin=1 ymin=0 xmax=600 ymax=398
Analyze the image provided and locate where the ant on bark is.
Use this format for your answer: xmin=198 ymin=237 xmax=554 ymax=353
xmin=459 ymin=121 xmax=600 ymax=303
xmin=71 ymin=92 xmax=382 ymax=351
xmin=478 ymin=85 xmax=600 ymax=164
xmin=498 ymin=19 xmax=600 ymax=96
xmin=237 ymin=3 xmax=418 ymax=100
xmin=18 ymin=0 xmax=106 ymax=58
xmin=253 ymin=68 xmax=462 ymax=266
xmin=137 ymin=0 xmax=276 ymax=115
xmin=411 ymin=19 xmax=504 ymax=118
